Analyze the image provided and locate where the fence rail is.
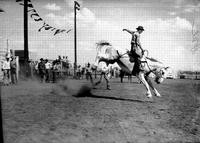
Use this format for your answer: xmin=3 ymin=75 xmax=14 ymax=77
xmin=179 ymin=72 xmax=200 ymax=80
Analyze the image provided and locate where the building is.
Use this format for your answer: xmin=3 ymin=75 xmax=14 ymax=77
xmin=15 ymin=50 xmax=37 ymax=63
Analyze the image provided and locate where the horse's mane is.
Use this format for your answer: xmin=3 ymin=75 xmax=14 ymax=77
xmin=96 ymin=41 xmax=112 ymax=47
xmin=96 ymin=40 xmax=114 ymax=57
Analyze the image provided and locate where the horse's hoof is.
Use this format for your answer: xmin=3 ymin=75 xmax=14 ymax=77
xmin=155 ymin=93 xmax=161 ymax=97
xmin=147 ymin=95 xmax=152 ymax=98
xmin=146 ymin=93 xmax=152 ymax=98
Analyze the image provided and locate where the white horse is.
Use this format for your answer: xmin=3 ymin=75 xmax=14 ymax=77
xmin=94 ymin=41 xmax=170 ymax=98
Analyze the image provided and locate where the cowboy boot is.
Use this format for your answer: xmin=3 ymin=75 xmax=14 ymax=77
xmin=132 ymin=61 xmax=139 ymax=76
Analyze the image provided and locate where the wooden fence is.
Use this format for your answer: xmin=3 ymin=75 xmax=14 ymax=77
xmin=178 ymin=71 xmax=200 ymax=80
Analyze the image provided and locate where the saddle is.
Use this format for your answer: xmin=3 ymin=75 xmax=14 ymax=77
xmin=127 ymin=51 xmax=135 ymax=63
xmin=128 ymin=51 xmax=147 ymax=74
xmin=128 ymin=51 xmax=146 ymax=63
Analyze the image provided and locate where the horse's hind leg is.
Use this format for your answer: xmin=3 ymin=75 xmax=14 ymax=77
xmin=137 ymin=72 xmax=152 ymax=98
xmin=94 ymin=73 xmax=103 ymax=88
xmin=144 ymin=75 xmax=161 ymax=97
xmin=89 ymin=73 xmax=94 ymax=85
xmin=104 ymin=73 xmax=111 ymax=90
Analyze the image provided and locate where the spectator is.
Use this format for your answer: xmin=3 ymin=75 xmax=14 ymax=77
xmin=52 ymin=60 xmax=60 ymax=83
xmin=45 ymin=59 xmax=52 ymax=83
xmin=10 ymin=56 xmax=17 ymax=84
xmin=81 ymin=67 xmax=85 ymax=79
xmin=76 ymin=65 xmax=81 ymax=79
xmin=119 ymin=69 xmax=125 ymax=83
xmin=38 ymin=58 xmax=46 ymax=83
xmin=58 ymin=55 xmax=62 ymax=62
xmin=2 ymin=57 xmax=11 ymax=85
xmin=127 ymin=73 xmax=132 ymax=83
xmin=85 ymin=63 xmax=93 ymax=84
xmin=109 ymin=66 xmax=114 ymax=78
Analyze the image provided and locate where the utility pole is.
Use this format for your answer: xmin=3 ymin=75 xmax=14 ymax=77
xmin=0 ymin=7 xmax=5 ymax=143
xmin=74 ymin=1 xmax=80 ymax=76
xmin=24 ymin=0 xmax=29 ymax=63
xmin=7 ymin=39 xmax=8 ymax=52
xmin=0 ymin=87 xmax=3 ymax=143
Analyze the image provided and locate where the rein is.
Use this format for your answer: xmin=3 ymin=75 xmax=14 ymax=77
xmin=116 ymin=50 xmax=128 ymax=58
xmin=145 ymin=62 xmax=157 ymax=76
xmin=116 ymin=50 xmax=157 ymax=76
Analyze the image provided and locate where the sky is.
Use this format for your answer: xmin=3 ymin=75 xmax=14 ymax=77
xmin=0 ymin=0 xmax=200 ymax=71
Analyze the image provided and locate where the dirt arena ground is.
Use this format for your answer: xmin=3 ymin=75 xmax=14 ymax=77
xmin=1 ymin=77 xmax=200 ymax=143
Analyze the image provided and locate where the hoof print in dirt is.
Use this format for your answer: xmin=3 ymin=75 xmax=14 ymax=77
xmin=190 ymin=127 xmax=199 ymax=135
xmin=144 ymin=98 xmax=154 ymax=103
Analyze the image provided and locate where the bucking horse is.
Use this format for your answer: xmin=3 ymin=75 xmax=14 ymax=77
xmin=93 ymin=41 xmax=170 ymax=98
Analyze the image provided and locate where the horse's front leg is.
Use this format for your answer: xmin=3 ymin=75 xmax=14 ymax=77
xmin=137 ymin=72 xmax=152 ymax=98
xmin=144 ymin=75 xmax=161 ymax=97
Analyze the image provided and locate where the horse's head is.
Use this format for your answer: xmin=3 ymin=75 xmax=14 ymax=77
xmin=95 ymin=41 xmax=119 ymax=65
xmin=154 ymin=67 xmax=170 ymax=84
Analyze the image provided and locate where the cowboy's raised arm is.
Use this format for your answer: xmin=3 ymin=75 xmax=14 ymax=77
xmin=122 ymin=29 xmax=134 ymax=34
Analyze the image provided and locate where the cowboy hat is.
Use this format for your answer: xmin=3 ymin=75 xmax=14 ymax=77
xmin=136 ymin=26 xmax=144 ymax=31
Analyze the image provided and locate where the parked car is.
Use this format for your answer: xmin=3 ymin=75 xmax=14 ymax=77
xmin=166 ymin=73 xmax=175 ymax=79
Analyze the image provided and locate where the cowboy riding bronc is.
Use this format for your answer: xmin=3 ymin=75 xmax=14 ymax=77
xmin=123 ymin=26 xmax=145 ymax=75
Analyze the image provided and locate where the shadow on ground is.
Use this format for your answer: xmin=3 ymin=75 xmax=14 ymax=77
xmin=73 ymin=90 xmax=153 ymax=103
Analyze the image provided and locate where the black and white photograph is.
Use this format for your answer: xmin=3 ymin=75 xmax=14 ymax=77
xmin=0 ymin=0 xmax=200 ymax=142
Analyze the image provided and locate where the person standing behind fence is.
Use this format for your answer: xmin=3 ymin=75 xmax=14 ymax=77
xmin=45 ymin=59 xmax=51 ymax=83
xmin=29 ymin=60 xmax=35 ymax=79
xmin=85 ymin=63 xmax=93 ymax=84
xmin=52 ymin=60 xmax=60 ymax=83
xmin=52 ymin=60 xmax=57 ymax=83
xmin=119 ymin=69 xmax=125 ymax=83
xmin=2 ymin=57 xmax=11 ymax=85
xmin=76 ymin=65 xmax=81 ymax=79
xmin=38 ymin=58 xmax=46 ymax=83
xmin=10 ymin=56 xmax=17 ymax=84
